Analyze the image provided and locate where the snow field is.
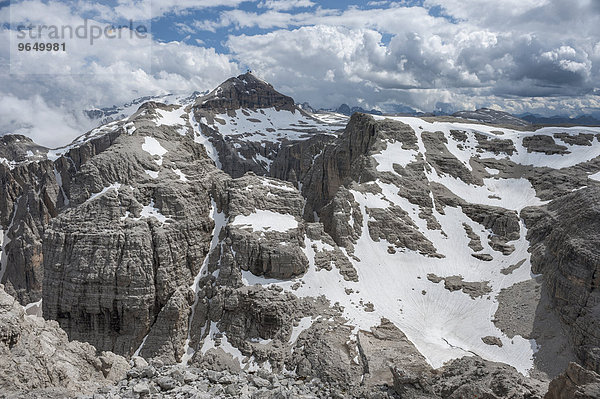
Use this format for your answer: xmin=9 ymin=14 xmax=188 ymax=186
xmin=141 ymin=136 xmax=168 ymax=166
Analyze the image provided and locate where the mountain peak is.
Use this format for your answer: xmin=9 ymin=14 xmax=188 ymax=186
xmin=335 ymin=103 xmax=383 ymax=116
xmin=197 ymin=73 xmax=295 ymax=111
xmin=0 ymin=134 xmax=48 ymax=166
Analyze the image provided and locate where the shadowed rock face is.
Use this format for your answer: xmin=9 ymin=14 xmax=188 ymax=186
xmin=523 ymin=187 xmax=600 ymax=373
xmin=0 ymin=160 xmax=57 ymax=304
xmin=301 ymin=113 xmax=380 ymax=219
xmin=0 ymin=285 xmax=129 ymax=397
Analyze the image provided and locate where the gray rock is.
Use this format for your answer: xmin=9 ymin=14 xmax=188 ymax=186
xmin=252 ymin=376 xmax=271 ymax=388
xmin=553 ymin=132 xmax=595 ymax=146
xmin=473 ymin=132 xmax=517 ymax=155
xmin=0 ymin=285 xmax=129 ymax=397
xmin=523 ymin=135 xmax=569 ymax=155
xmin=545 ymin=362 xmax=600 ymax=399
xmin=132 ymin=382 xmax=150 ymax=395
xmin=481 ymin=336 xmax=503 ymax=347
xmin=156 ymin=376 xmax=178 ymax=391
xmin=452 ymin=108 xmax=530 ymax=127
xmin=393 ymin=356 xmax=547 ymax=398
xmin=462 ymin=223 xmax=483 ymax=252
xmin=427 ymin=274 xmax=492 ymax=299
xmin=523 ymin=187 xmax=600 ymax=373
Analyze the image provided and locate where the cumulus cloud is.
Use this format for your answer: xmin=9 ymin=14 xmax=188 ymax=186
xmin=227 ymin=16 xmax=600 ymax=115
xmin=75 ymin=0 xmax=257 ymax=21
xmin=221 ymin=0 xmax=600 ymax=114
xmin=2 ymin=0 xmax=600 ymax=148
xmin=258 ymin=0 xmax=316 ymax=11
xmin=0 ymin=94 xmax=96 ymax=148
xmin=0 ymin=0 xmax=240 ymax=147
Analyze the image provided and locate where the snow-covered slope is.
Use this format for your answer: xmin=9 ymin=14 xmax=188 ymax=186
xmin=25 ymin=73 xmax=343 ymax=178
xmin=199 ymin=113 xmax=600 ymax=376
xmin=84 ymin=92 xmax=204 ymax=126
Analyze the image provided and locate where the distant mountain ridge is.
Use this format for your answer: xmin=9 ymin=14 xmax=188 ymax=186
xmin=452 ymin=108 xmax=531 ymax=127
xmin=335 ymin=103 xmax=383 ymax=116
xmin=519 ymin=113 xmax=600 ymax=126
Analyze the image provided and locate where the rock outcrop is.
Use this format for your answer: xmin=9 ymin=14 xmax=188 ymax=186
xmin=42 ymin=106 xmax=217 ymax=358
xmin=196 ymin=73 xmax=295 ymax=112
xmin=392 ymin=356 xmax=546 ymax=398
xmin=301 ymin=113 xmax=379 ymax=218
xmin=191 ymin=72 xmax=342 ymax=179
xmin=0 ymin=285 xmax=129 ymax=398
xmin=523 ymin=187 xmax=600 ymax=373
xmin=545 ymin=362 xmax=600 ymax=399
xmin=452 ymin=108 xmax=531 ymax=127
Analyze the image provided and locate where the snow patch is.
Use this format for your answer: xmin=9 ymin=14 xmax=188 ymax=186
xmin=373 ymin=140 xmax=419 ymax=171
xmin=0 ymin=157 xmax=16 ymax=169
xmin=200 ymin=322 xmax=245 ymax=369
xmin=191 ymin=112 xmax=222 ymax=168
xmin=142 ymin=137 xmax=167 ymax=166
xmin=204 ymin=107 xmax=340 ymax=143
xmin=139 ymin=200 xmax=170 ymax=224
xmin=589 ymin=171 xmax=600 ymax=182
xmin=375 ymin=116 xmax=600 ymax=170
xmin=23 ymin=299 xmax=43 ymax=317
xmin=231 ymin=210 xmax=298 ymax=232
xmin=155 ymin=107 xmax=186 ymax=127
xmin=289 ymin=316 xmax=315 ymax=344
xmin=53 ymin=167 xmax=70 ymax=205
xmin=181 ymin=201 xmax=227 ymax=366
xmin=132 ymin=334 xmax=149 ymax=359
xmin=172 ymin=169 xmax=188 ymax=181
xmin=261 ymin=178 xmax=295 ymax=192
xmin=87 ymin=183 xmax=121 ymax=202
xmin=145 ymin=170 xmax=159 ymax=179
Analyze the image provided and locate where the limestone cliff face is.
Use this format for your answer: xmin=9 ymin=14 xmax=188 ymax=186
xmin=42 ymin=113 xmax=217 ymax=357
xmin=213 ymin=174 xmax=309 ymax=280
xmin=0 ymin=133 xmax=64 ymax=305
xmin=0 ymin=160 xmax=57 ymax=304
xmin=545 ymin=362 xmax=600 ymax=399
xmin=269 ymin=133 xmax=335 ymax=185
xmin=523 ymin=187 xmax=600 ymax=373
xmin=301 ymin=113 xmax=379 ymax=220
xmin=0 ymin=125 xmax=126 ymax=305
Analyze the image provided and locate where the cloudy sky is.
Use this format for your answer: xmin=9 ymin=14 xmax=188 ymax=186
xmin=1 ymin=0 xmax=599 ymax=147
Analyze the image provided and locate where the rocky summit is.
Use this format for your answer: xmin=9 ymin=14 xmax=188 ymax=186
xmin=1 ymin=72 xmax=600 ymax=398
